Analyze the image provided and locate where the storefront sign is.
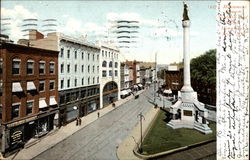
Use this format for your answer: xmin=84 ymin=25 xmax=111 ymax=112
xmin=9 ymin=125 xmax=24 ymax=149
xmin=7 ymin=116 xmax=37 ymax=128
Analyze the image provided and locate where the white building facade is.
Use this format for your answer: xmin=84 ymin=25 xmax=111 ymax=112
xmin=99 ymin=44 xmax=120 ymax=108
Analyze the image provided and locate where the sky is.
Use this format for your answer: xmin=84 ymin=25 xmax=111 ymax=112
xmin=1 ymin=0 xmax=216 ymax=64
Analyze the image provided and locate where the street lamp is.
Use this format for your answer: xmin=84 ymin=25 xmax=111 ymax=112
xmin=137 ymin=112 xmax=145 ymax=153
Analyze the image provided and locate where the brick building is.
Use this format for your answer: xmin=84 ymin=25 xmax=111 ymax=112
xmin=0 ymin=42 xmax=59 ymax=155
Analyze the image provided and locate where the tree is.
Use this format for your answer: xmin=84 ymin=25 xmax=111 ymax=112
xmin=190 ymin=49 xmax=216 ymax=87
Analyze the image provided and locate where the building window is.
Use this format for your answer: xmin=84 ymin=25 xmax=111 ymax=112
xmin=67 ymin=79 xmax=70 ymax=88
xmin=60 ymin=48 xmax=64 ymax=57
xmin=92 ymin=54 xmax=95 ymax=61
xmin=82 ymin=52 xmax=84 ymax=59
xmin=82 ymin=78 xmax=84 ymax=85
xmin=92 ymin=65 xmax=95 ymax=73
xmin=102 ymin=61 xmax=107 ymax=67
xmin=75 ymin=79 xmax=77 ymax=87
xmin=105 ymin=51 xmax=107 ymax=57
xmin=39 ymin=81 xmax=45 ymax=92
xmin=97 ymin=55 xmax=99 ymax=60
xmin=111 ymin=52 xmax=113 ymax=58
xmin=82 ymin=65 xmax=84 ymax=72
xmin=115 ymin=70 xmax=118 ymax=76
xmin=27 ymin=60 xmax=34 ymax=75
xmin=49 ymin=62 xmax=55 ymax=74
xmin=12 ymin=103 xmax=20 ymax=119
xmin=93 ymin=77 xmax=95 ymax=84
xmin=109 ymin=70 xmax=112 ymax=76
xmin=88 ymin=77 xmax=90 ymax=85
xmin=97 ymin=66 xmax=99 ymax=72
xmin=61 ymin=79 xmax=64 ymax=89
xmin=88 ymin=53 xmax=90 ymax=60
xmin=108 ymin=52 xmax=110 ymax=57
xmin=75 ymin=64 xmax=77 ymax=72
xmin=88 ymin=65 xmax=90 ymax=73
xmin=109 ymin=61 xmax=112 ymax=68
xmin=67 ymin=64 xmax=70 ymax=73
xmin=27 ymin=101 xmax=33 ymax=114
xmin=49 ymin=80 xmax=55 ymax=90
xmin=39 ymin=61 xmax=45 ymax=74
xmin=75 ymin=50 xmax=77 ymax=59
xmin=115 ymin=62 xmax=118 ymax=68
xmin=102 ymin=50 xmax=104 ymax=56
xmin=97 ymin=77 xmax=99 ymax=83
xmin=61 ymin=63 xmax=64 ymax=73
xmin=67 ymin=49 xmax=70 ymax=58
xmin=102 ymin=70 xmax=107 ymax=77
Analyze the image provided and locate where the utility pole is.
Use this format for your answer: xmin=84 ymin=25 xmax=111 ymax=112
xmin=154 ymin=52 xmax=157 ymax=104
xmin=137 ymin=112 xmax=145 ymax=153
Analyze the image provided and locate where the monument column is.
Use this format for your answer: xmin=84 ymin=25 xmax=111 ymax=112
xmin=181 ymin=4 xmax=193 ymax=92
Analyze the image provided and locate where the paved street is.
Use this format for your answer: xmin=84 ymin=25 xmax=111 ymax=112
xmin=34 ymin=87 xmax=156 ymax=160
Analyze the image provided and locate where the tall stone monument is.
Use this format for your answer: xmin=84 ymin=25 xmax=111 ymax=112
xmin=167 ymin=3 xmax=212 ymax=134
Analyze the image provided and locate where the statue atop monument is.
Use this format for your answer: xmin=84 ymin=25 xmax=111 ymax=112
xmin=183 ymin=3 xmax=189 ymax=21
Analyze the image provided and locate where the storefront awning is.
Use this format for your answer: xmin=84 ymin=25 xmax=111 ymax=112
xmin=138 ymin=84 xmax=143 ymax=87
xmin=12 ymin=82 xmax=23 ymax=92
xmin=39 ymin=99 xmax=48 ymax=109
xmin=49 ymin=97 xmax=57 ymax=105
xmin=164 ymin=89 xmax=172 ymax=94
xmin=27 ymin=81 xmax=36 ymax=91
xmin=120 ymin=90 xmax=128 ymax=96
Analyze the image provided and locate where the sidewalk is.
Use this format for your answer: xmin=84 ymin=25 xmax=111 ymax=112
xmin=116 ymin=107 xmax=160 ymax=160
xmin=4 ymin=89 xmax=146 ymax=160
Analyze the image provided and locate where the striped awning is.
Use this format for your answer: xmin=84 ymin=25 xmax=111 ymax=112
xmin=12 ymin=82 xmax=23 ymax=92
xmin=39 ymin=99 xmax=48 ymax=109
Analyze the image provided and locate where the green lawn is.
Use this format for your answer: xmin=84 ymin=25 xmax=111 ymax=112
xmin=141 ymin=110 xmax=216 ymax=155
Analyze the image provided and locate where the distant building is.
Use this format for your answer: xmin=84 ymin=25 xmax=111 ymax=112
xmin=26 ymin=30 xmax=100 ymax=125
xmin=0 ymin=42 xmax=59 ymax=155
xmin=139 ymin=62 xmax=156 ymax=85
xmin=99 ymin=44 xmax=120 ymax=108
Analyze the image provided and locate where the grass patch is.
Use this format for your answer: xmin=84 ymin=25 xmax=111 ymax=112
xmin=141 ymin=110 xmax=216 ymax=155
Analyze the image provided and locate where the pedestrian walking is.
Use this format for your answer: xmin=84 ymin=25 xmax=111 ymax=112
xmin=112 ymin=102 xmax=116 ymax=108
xmin=78 ymin=118 xmax=82 ymax=126
xmin=97 ymin=112 xmax=100 ymax=118
xmin=76 ymin=118 xmax=78 ymax=126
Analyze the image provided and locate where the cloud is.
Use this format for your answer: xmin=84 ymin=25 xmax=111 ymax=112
xmin=1 ymin=5 xmax=38 ymax=42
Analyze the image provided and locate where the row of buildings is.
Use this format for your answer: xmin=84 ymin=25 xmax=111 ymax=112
xmin=0 ymin=31 xmax=156 ymax=156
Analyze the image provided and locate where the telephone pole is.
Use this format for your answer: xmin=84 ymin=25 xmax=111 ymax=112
xmin=137 ymin=112 xmax=145 ymax=153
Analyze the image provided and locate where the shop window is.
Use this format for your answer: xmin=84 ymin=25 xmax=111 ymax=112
xmin=27 ymin=60 xmax=34 ymax=75
xmin=60 ymin=95 xmax=65 ymax=104
xmin=39 ymin=81 xmax=45 ymax=92
xmin=12 ymin=103 xmax=20 ymax=119
xmin=60 ymin=48 xmax=64 ymax=57
xmin=81 ymin=90 xmax=86 ymax=98
xmin=102 ymin=70 xmax=107 ymax=77
xmin=49 ymin=80 xmax=55 ymax=90
xmin=66 ymin=93 xmax=70 ymax=102
xmin=27 ymin=101 xmax=33 ymax=114
xmin=102 ymin=61 xmax=107 ymax=67
xmin=12 ymin=58 xmax=20 ymax=75
xmin=49 ymin=62 xmax=55 ymax=74
xmin=39 ymin=61 xmax=45 ymax=74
